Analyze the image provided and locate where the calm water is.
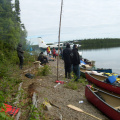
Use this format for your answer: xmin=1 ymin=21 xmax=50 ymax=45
xmin=79 ymin=47 xmax=120 ymax=74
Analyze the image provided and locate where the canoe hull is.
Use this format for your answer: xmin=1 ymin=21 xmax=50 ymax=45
xmin=96 ymin=68 xmax=112 ymax=73
xmin=85 ymin=85 xmax=120 ymax=120
xmin=85 ymin=72 xmax=120 ymax=94
xmin=80 ymin=68 xmax=112 ymax=78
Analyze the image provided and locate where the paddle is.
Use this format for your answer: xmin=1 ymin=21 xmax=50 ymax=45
xmin=67 ymin=104 xmax=102 ymax=120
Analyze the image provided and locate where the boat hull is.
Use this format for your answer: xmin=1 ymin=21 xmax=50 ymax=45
xmin=80 ymin=67 xmax=112 ymax=78
xmin=85 ymin=72 xmax=120 ymax=94
xmin=85 ymin=85 xmax=120 ymax=120
xmin=96 ymin=68 xmax=112 ymax=73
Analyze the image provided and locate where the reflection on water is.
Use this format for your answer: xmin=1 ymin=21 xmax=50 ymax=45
xmin=79 ymin=47 xmax=120 ymax=74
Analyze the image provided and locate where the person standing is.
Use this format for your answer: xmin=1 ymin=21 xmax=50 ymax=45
xmin=60 ymin=47 xmax=63 ymax=59
xmin=71 ymin=44 xmax=80 ymax=81
xmin=52 ymin=47 xmax=56 ymax=58
xmin=47 ymin=46 xmax=51 ymax=56
xmin=17 ymin=43 xmax=24 ymax=69
xmin=63 ymin=43 xmax=72 ymax=79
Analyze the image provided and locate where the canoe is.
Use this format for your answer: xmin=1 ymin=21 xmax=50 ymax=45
xmin=80 ymin=67 xmax=112 ymax=78
xmin=85 ymin=85 xmax=120 ymax=120
xmin=85 ymin=72 xmax=120 ymax=94
xmin=96 ymin=68 xmax=112 ymax=73
xmin=80 ymin=68 xmax=103 ymax=78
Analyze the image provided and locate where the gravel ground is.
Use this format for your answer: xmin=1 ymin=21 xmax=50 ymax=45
xmin=21 ymin=58 xmax=109 ymax=120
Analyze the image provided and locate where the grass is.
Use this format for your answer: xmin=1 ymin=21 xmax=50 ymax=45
xmin=36 ymin=65 xmax=51 ymax=76
xmin=0 ymin=52 xmax=38 ymax=120
xmin=64 ymin=75 xmax=88 ymax=90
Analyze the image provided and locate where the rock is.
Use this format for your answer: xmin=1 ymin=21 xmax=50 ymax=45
xmin=42 ymin=101 xmax=52 ymax=111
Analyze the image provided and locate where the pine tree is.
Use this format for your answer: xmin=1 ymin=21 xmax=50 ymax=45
xmin=15 ymin=0 xmax=21 ymax=22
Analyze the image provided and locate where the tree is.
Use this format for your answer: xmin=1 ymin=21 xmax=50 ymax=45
xmin=15 ymin=0 xmax=21 ymax=22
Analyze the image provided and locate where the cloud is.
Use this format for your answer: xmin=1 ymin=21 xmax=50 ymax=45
xmin=19 ymin=0 xmax=120 ymax=44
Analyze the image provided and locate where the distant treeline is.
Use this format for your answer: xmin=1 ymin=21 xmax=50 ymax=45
xmin=74 ymin=38 xmax=120 ymax=49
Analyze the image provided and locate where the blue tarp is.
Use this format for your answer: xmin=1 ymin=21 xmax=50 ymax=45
xmin=80 ymin=60 xmax=86 ymax=65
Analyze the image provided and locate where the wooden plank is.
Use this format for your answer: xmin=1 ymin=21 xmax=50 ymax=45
xmin=14 ymin=82 xmax=23 ymax=105
xmin=32 ymin=92 xmax=40 ymax=119
xmin=15 ymin=109 xmax=21 ymax=120
xmin=67 ymin=104 xmax=102 ymax=120
xmin=115 ymin=106 xmax=120 ymax=109
xmin=13 ymin=82 xmax=23 ymax=120
xmin=32 ymin=92 xmax=37 ymax=108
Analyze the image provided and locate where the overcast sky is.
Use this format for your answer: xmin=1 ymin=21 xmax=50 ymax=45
xmin=19 ymin=0 xmax=120 ymax=44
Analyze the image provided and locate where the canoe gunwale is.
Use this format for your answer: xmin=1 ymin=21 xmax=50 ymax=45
xmin=85 ymin=72 xmax=120 ymax=94
xmin=85 ymin=85 xmax=120 ymax=119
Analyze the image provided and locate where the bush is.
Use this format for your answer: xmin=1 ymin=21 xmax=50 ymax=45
xmin=37 ymin=65 xmax=51 ymax=76
xmin=23 ymin=52 xmax=36 ymax=65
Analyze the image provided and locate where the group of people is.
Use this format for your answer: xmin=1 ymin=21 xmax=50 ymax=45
xmin=17 ymin=43 xmax=80 ymax=82
xmin=47 ymin=46 xmax=56 ymax=58
xmin=37 ymin=46 xmax=57 ymax=65
xmin=63 ymin=43 xmax=80 ymax=81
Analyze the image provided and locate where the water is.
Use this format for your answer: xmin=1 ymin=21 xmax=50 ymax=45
xmin=79 ymin=47 xmax=120 ymax=74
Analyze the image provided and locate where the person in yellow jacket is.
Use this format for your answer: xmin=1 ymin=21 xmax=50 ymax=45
xmin=47 ymin=46 xmax=51 ymax=56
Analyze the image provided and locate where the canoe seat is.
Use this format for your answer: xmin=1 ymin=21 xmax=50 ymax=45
xmin=115 ymin=106 xmax=120 ymax=109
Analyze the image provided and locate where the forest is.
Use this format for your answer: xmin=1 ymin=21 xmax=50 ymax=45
xmin=0 ymin=1 xmax=34 ymax=119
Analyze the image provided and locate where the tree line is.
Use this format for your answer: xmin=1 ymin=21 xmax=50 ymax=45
xmin=0 ymin=0 xmax=34 ymax=78
xmin=74 ymin=38 xmax=120 ymax=49
xmin=0 ymin=0 xmax=30 ymax=63
xmin=0 ymin=0 xmax=28 ymax=51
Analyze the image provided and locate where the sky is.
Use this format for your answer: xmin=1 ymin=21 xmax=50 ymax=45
xmin=19 ymin=0 xmax=120 ymax=45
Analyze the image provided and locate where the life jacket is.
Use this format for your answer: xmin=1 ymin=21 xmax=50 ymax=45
xmin=1 ymin=103 xmax=20 ymax=116
xmin=47 ymin=47 xmax=50 ymax=53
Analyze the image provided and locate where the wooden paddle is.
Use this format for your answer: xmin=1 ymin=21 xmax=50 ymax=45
xmin=67 ymin=104 xmax=102 ymax=120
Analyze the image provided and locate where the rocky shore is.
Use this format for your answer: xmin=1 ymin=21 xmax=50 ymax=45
xmin=21 ymin=58 xmax=108 ymax=120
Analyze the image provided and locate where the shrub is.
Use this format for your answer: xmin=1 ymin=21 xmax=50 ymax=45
xmin=37 ymin=65 xmax=51 ymax=76
xmin=23 ymin=52 xmax=36 ymax=65
xmin=65 ymin=82 xmax=78 ymax=90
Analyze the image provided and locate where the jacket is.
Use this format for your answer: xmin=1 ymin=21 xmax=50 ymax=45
xmin=71 ymin=48 xmax=80 ymax=65
xmin=17 ymin=43 xmax=24 ymax=57
xmin=63 ymin=44 xmax=72 ymax=65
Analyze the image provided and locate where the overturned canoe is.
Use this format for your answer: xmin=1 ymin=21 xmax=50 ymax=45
xmin=85 ymin=85 xmax=120 ymax=120
xmin=85 ymin=72 xmax=120 ymax=94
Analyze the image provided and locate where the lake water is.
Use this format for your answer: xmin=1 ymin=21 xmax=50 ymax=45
xmin=79 ymin=47 xmax=120 ymax=74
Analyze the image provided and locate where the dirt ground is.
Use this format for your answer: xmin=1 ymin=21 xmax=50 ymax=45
xmin=21 ymin=58 xmax=109 ymax=120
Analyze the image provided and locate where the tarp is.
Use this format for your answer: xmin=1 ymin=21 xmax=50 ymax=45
xmin=1 ymin=103 xmax=20 ymax=116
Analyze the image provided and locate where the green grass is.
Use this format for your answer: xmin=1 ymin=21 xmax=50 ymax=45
xmin=36 ymin=65 xmax=51 ymax=76
xmin=64 ymin=76 xmax=88 ymax=90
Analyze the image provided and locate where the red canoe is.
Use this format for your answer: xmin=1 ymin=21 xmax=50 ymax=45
xmin=85 ymin=85 xmax=120 ymax=120
xmin=85 ymin=72 xmax=120 ymax=95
